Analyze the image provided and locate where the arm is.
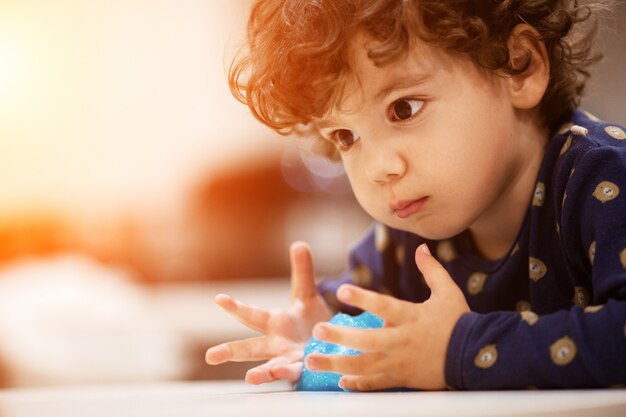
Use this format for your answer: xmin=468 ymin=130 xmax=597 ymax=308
xmin=446 ymin=144 xmax=626 ymax=389
xmin=205 ymin=241 xmax=332 ymax=384
xmin=306 ymin=246 xmax=626 ymax=391
xmin=445 ymin=299 xmax=626 ymax=389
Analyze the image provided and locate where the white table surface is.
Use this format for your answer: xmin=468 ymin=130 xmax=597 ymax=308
xmin=1 ymin=380 xmax=625 ymax=417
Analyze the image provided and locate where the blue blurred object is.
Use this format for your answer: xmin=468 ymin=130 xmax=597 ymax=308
xmin=296 ymin=311 xmax=384 ymax=391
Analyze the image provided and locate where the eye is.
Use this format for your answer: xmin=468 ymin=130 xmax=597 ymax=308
xmin=331 ymin=129 xmax=360 ymax=149
xmin=390 ymin=98 xmax=424 ymax=121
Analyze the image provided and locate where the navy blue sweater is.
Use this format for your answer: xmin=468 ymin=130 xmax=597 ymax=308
xmin=318 ymin=109 xmax=626 ymax=389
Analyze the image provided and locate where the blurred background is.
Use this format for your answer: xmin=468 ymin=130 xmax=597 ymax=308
xmin=0 ymin=0 xmax=624 ymax=388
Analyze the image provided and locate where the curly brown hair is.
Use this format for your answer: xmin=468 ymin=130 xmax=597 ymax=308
xmin=230 ymin=0 xmax=609 ymax=158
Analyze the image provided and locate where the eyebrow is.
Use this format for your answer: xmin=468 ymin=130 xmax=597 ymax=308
xmin=315 ymin=73 xmax=432 ymax=131
xmin=374 ymin=73 xmax=432 ymax=102
xmin=315 ymin=119 xmax=337 ymax=132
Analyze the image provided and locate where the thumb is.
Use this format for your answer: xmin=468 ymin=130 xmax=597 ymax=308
xmin=290 ymin=241 xmax=318 ymax=301
xmin=414 ymin=243 xmax=455 ymax=295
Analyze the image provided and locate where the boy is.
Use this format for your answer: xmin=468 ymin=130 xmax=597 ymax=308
xmin=206 ymin=0 xmax=626 ymax=390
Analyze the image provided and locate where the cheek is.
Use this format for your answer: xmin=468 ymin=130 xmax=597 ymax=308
xmin=340 ymin=157 xmax=358 ymax=185
xmin=344 ymin=170 xmax=372 ymax=204
xmin=342 ymin=162 xmax=385 ymax=216
xmin=446 ymin=114 xmax=513 ymax=174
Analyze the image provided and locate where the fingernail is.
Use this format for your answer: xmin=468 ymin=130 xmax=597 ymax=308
xmin=337 ymin=285 xmax=352 ymax=300
xmin=245 ymin=369 xmax=261 ymax=384
xmin=291 ymin=241 xmax=308 ymax=253
xmin=338 ymin=378 xmax=346 ymax=389
xmin=306 ymin=357 xmax=318 ymax=370
xmin=208 ymin=344 xmax=228 ymax=359
xmin=420 ymin=243 xmax=431 ymax=255
xmin=313 ymin=324 xmax=326 ymax=339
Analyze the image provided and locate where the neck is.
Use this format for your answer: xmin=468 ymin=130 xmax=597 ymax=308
xmin=469 ymin=112 xmax=549 ymax=260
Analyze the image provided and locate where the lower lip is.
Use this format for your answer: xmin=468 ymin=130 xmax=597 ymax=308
xmin=394 ymin=198 xmax=428 ymax=219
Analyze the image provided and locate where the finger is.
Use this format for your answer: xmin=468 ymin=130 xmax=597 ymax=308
xmin=335 ymin=284 xmax=407 ymax=323
xmin=246 ymin=365 xmax=275 ymax=385
xmin=270 ymin=361 xmax=303 ymax=382
xmin=214 ymin=293 xmax=270 ymax=333
xmin=414 ymin=244 xmax=456 ymax=296
xmin=305 ymin=352 xmax=386 ymax=375
xmin=205 ymin=336 xmax=274 ymax=364
xmin=205 ymin=343 xmax=231 ymax=365
xmin=247 ymin=354 xmax=301 ymax=384
xmin=312 ymin=323 xmax=392 ymax=351
xmin=339 ymin=373 xmax=395 ymax=392
xmin=290 ymin=241 xmax=318 ymax=301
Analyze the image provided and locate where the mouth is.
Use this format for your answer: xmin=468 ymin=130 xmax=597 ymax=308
xmin=391 ymin=197 xmax=428 ymax=219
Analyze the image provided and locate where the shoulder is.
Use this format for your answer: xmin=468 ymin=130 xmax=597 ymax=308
xmin=539 ymin=110 xmax=626 ymax=229
xmin=552 ymin=110 xmax=626 ymax=227
xmin=554 ymin=109 xmax=626 ymax=156
xmin=550 ymin=110 xmax=626 ymax=183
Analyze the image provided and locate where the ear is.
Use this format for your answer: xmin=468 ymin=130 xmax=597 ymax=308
xmin=506 ymin=24 xmax=550 ymax=110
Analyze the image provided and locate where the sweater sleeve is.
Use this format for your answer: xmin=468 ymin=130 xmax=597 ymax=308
xmin=446 ymin=301 xmax=626 ymax=389
xmin=446 ymin=142 xmax=626 ymax=389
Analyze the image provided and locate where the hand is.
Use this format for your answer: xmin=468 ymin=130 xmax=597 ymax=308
xmin=305 ymin=243 xmax=470 ymax=391
xmin=205 ymin=241 xmax=333 ymax=384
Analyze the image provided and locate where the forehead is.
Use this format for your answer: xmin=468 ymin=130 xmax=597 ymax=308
xmin=329 ymin=34 xmax=452 ymax=111
xmin=315 ymin=32 xmax=496 ymax=128
xmin=350 ymin=34 xmax=440 ymax=78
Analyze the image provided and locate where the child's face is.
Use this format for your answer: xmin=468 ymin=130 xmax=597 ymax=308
xmin=316 ymin=35 xmax=530 ymax=240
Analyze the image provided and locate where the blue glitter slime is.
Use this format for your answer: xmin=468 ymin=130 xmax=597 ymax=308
xmin=296 ymin=311 xmax=383 ymax=391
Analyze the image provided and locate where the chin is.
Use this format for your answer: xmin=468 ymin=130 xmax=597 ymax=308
xmin=396 ymin=218 xmax=464 ymax=241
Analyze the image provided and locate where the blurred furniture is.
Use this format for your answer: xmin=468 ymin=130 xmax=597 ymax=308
xmin=0 ymin=257 xmax=290 ymax=387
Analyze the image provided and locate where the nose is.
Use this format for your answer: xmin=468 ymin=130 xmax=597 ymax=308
xmin=363 ymin=143 xmax=407 ymax=185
